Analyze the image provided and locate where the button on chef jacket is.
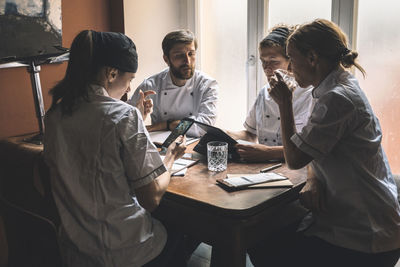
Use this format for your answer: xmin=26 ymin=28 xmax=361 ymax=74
xmin=129 ymin=68 xmax=218 ymax=137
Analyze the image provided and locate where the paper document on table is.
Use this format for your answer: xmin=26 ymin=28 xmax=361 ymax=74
xmin=218 ymin=172 xmax=289 ymax=189
xmin=149 ymin=131 xmax=171 ymax=145
xmin=227 ymin=173 xmax=293 ymax=188
xmin=186 ymin=137 xmax=200 ymax=145
xmin=173 ymin=168 xmax=187 ymax=176
xmin=236 ymin=139 xmax=255 ymax=145
xmin=247 ymin=179 xmax=293 ymax=188
xmin=160 ymin=156 xmax=199 ymax=176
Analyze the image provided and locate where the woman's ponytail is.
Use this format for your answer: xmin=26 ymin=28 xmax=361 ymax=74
xmin=49 ymin=30 xmax=96 ymax=115
xmin=289 ymin=19 xmax=366 ymax=77
xmin=340 ymin=49 xmax=366 ymax=77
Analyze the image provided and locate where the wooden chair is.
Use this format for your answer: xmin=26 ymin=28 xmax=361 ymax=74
xmin=0 ymin=214 xmax=8 ymax=267
xmin=0 ymin=196 xmax=62 ymax=267
xmin=394 ymin=174 xmax=400 ymax=203
xmin=0 ymin=136 xmax=63 ymax=266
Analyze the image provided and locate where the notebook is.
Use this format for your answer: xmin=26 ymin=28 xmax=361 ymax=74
xmin=217 ymin=172 xmax=292 ymax=190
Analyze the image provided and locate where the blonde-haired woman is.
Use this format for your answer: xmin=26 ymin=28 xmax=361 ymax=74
xmin=250 ymin=19 xmax=400 ymax=267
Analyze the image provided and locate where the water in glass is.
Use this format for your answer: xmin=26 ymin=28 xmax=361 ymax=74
xmin=207 ymin=141 xmax=228 ymax=172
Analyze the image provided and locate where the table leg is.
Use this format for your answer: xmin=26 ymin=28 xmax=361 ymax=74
xmin=210 ymin=240 xmax=247 ymax=267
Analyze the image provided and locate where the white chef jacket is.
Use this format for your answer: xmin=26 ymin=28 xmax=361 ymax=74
xmin=129 ymin=68 xmax=218 ymax=137
xmin=291 ymin=68 xmax=400 ymax=253
xmin=44 ymin=85 xmax=167 ymax=267
xmin=244 ymin=83 xmax=313 ymax=146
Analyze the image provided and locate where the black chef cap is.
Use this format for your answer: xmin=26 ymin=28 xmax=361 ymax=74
xmin=264 ymin=27 xmax=290 ymax=47
xmin=91 ymin=31 xmax=138 ymax=73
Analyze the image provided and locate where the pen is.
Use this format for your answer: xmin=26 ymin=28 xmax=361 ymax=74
xmin=260 ymin=163 xmax=282 ymax=173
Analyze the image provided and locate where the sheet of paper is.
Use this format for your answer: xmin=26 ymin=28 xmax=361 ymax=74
xmin=182 ymin=153 xmax=193 ymax=159
xmin=236 ymin=139 xmax=255 ymax=145
xmin=172 ymin=168 xmax=187 ymax=176
xmin=248 ymin=179 xmax=293 ymax=188
xmin=160 ymin=156 xmax=198 ymax=175
xmin=186 ymin=137 xmax=200 ymax=145
xmin=149 ymin=131 xmax=171 ymax=145
xmin=224 ymin=172 xmax=287 ymax=187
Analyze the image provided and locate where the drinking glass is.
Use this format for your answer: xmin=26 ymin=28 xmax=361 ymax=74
xmin=274 ymin=69 xmax=298 ymax=91
xmin=207 ymin=141 xmax=228 ymax=172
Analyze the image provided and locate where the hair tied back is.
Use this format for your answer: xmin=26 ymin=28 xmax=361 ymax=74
xmin=341 ymin=47 xmax=351 ymax=58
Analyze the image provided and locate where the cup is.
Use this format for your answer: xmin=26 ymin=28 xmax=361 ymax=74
xmin=273 ymin=69 xmax=298 ymax=91
xmin=207 ymin=141 xmax=228 ymax=172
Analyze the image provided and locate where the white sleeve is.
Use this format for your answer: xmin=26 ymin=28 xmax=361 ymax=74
xmin=293 ymin=87 xmax=314 ymax=133
xmin=243 ymin=97 xmax=258 ymax=135
xmin=186 ymin=80 xmax=218 ymax=137
xmin=118 ymin=107 xmax=166 ymax=189
xmin=291 ymin=91 xmax=355 ymax=159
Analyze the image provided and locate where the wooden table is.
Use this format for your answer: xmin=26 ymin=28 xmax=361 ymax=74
xmin=155 ymin=156 xmax=307 ymax=267
xmin=1 ymin=134 xmax=307 ymax=267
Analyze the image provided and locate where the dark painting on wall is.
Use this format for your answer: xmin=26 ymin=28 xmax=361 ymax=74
xmin=0 ymin=0 xmax=62 ymax=61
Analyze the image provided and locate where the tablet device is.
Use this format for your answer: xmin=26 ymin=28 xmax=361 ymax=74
xmin=161 ymin=118 xmax=194 ymax=148
xmin=193 ymin=121 xmax=240 ymax=160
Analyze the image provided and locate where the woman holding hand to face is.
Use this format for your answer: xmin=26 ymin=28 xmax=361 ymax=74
xmin=250 ymin=19 xmax=400 ymax=267
xmin=227 ymin=24 xmax=313 ymax=162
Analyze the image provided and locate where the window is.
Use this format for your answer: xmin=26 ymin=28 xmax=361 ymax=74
xmin=197 ymin=0 xmax=248 ymax=130
xmin=356 ymin=0 xmax=400 ymax=173
xmin=124 ymin=0 xmax=400 ymax=172
xmin=267 ymin=0 xmax=331 ymax=28
xmin=264 ymin=0 xmax=331 ymax=87
xmin=196 ymin=0 xmax=331 ymax=130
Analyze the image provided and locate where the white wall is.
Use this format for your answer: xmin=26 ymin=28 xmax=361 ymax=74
xmin=123 ymin=0 xmax=188 ymax=94
xmin=123 ymin=0 xmax=247 ymax=131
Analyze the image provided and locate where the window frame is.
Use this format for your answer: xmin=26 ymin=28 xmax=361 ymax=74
xmin=187 ymin=0 xmax=356 ymax=112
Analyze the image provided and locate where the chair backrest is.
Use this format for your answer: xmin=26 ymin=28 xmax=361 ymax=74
xmin=0 ymin=196 xmax=62 ymax=267
xmin=0 ymin=215 xmax=8 ymax=267
xmin=0 ymin=142 xmax=60 ymax=228
xmin=393 ymin=174 xmax=400 ymax=203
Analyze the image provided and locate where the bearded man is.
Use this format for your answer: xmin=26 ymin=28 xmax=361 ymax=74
xmin=129 ymin=30 xmax=218 ymax=137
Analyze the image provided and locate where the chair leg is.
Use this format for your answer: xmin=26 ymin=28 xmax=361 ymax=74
xmin=0 ymin=215 xmax=8 ymax=267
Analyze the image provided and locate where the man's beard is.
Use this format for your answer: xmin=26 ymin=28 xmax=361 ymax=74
xmin=170 ymin=64 xmax=194 ymax=80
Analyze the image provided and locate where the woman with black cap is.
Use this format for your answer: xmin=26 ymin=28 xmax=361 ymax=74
xmin=227 ymin=24 xmax=313 ymax=162
xmin=44 ymin=30 xmax=187 ymax=267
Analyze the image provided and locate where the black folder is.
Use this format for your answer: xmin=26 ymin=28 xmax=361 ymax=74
xmin=193 ymin=121 xmax=240 ymax=161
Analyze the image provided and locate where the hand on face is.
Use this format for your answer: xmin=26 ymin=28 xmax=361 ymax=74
xmin=268 ymin=70 xmax=293 ymax=106
xmin=136 ymin=90 xmax=156 ymax=120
